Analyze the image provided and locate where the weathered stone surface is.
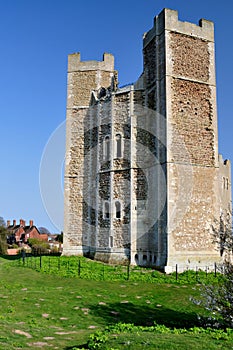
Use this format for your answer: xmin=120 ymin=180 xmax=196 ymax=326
xmin=170 ymin=32 xmax=210 ymax=82
xmin=171 ymin=78 xmax=215 ymax=166
xmin=63 ymin=9 xmax=231 ymax=272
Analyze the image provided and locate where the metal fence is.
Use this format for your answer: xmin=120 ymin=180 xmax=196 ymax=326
xmin=15 ymin=253 xmax=222 ymax=284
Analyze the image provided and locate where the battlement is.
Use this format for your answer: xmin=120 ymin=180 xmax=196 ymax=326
xmin=219 ymin=154 xmax=231 ymax=168
xmin=143 ymin=8 xmax=214 ymax=47
xmin=68 ymin=52 xmax=114 ymax=72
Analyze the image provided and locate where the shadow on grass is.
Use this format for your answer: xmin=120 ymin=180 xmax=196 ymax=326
xmin=88 ymin=302 xmax=199 ymax=328
xmin=64 ymin=302 xmax=200 ymax=349
xmin=0 ymin=254 xmax=21 ymax=261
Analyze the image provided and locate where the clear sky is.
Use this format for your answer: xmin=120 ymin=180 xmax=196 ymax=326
xmin=0 ymin=0 xmax=232 ymax=233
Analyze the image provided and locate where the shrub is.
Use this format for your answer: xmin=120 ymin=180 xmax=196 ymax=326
xmin=192 ymin=220 xmax=233 ymax=328
xmin=28 ymin=238 xmax=50 ymax=255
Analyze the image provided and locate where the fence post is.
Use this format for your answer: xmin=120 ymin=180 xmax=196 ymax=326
xmin=214 ymin=262 xmax=217 ymax=277
xmin=22 ymin=250 xmax=26 ymax=266
xmin=176 ymin=264 xmax=178 ymax=281
xmin=78 ymin=259 xmax=81 ymax=277
xmin=127 ymin=264 xmax=130 ymax=280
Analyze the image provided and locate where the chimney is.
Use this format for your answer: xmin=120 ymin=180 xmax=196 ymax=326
xmin=13 ymin=219 xmax=16 ymax=226
xmin=7 ymin=220 xmax=10 ymax=227
xmin=29 ymin=220 xmax=33 ymax=227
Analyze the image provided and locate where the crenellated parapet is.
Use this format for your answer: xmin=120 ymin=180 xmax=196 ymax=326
xmin=143 ymin=8 xmax=214 ymax=47
xmin=68 ymin=52 xmax=115 ymax=72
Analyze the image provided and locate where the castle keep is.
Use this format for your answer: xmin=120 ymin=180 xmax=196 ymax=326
xmin=63 ymin=9 xmax=232 ymax=272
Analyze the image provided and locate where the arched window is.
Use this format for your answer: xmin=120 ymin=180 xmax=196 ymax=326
xmin=116 ymin=133 xmax=122 ymax=158
xmin=104 ymin=201 xmax=110 ymax=219
xmin=115 ymin=201 xmax=121 ymax=219
xmin=104 ymin=136 xmax=110 ymax=160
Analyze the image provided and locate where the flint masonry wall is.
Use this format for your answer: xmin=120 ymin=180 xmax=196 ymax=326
xmin=63 ymin=53 xmax=116 ymax=255
xmin=63 ymin=9 xmax=231 ymax=271
xmin=142 ymin=8 xmax=231 ymax=272
xmin=166 ymin=11 xmax=220 ymax=271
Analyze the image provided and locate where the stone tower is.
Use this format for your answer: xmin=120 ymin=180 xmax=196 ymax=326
xmin=63 ymin=52 xmax=116 ymax=255
xmin=63 ymin=9 xmax=232 ymax=272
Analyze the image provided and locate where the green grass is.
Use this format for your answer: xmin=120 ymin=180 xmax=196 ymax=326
xmin=16 ymin=254 xmax=222 ymax=285
xmin=102 ymin=330 xmax=233 ymax=349
xmin=0 ymin=256 xmax=232 ymax=349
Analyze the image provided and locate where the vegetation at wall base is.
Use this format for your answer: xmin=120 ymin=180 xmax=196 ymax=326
xmin=15 ymin=254 xmax=224 ymax=285
xmin=192 ymin=224 xmax=233 ymax=329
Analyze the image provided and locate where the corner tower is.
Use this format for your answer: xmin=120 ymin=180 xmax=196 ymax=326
xmin=143 ymin=9 xmax=231 ymax=271
xmin=63 ymin=53 xmax=117 ymax=255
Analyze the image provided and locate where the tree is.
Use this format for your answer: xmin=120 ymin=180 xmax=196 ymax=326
xmin=56 ymin=231 xmax=63 ymax=243
xmin=0 ymin=226 xmax=8 ymax=254
xmin=0 ymin=216 xmax=6 ymax=227
xmin=192 ymin=215 xmax=233 ymax=328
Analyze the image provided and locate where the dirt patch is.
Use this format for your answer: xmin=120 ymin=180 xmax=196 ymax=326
xmin=28 ymin=342 xmax=49 ymax=347
xmin=13 ymin=329 xmax=32 ymax=338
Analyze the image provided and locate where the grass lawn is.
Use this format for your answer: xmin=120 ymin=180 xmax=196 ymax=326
xmin=0 ymin=256 xmax=232 ymax=349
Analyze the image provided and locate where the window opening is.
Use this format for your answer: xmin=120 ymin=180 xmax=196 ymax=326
xmin=104 ymin=201 xmax=110 ymax=219
xmin=104 ymin=136 xmax=110 ymax=160
xmin=115 ymin=201 xmax=121 ymax=219
xmin=116 ymin=133 xmax=122 ymax=158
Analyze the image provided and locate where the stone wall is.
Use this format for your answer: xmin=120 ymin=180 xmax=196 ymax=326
xmin=165 ymin=9 xmax=220 ymax=270
xmin=63 ymin=9 xmax=231 ymax=271
xmin=63 ymin=54 xmax=116 ymax=255
xmin=170 ymin=32 xmax=210 ymax=82
xmin=142 ymin=8 xmax=226 ymax=271
xmin=171 ymin=78 xmax=215 ymax=166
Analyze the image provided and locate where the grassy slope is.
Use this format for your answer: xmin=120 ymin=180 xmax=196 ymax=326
xmin=0 ymin=257 xmax=231 ymax=349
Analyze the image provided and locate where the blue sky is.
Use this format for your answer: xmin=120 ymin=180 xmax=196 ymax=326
xmin=0 ymin=0 xmax=232 ymax=233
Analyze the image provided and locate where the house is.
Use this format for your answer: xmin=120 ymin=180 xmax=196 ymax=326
xmin=7 ymin=219 xmax=48 ymax=245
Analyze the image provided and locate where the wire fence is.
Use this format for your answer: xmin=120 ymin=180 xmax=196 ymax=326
xmin=15 ymin=253 xmax=223 ymax=284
